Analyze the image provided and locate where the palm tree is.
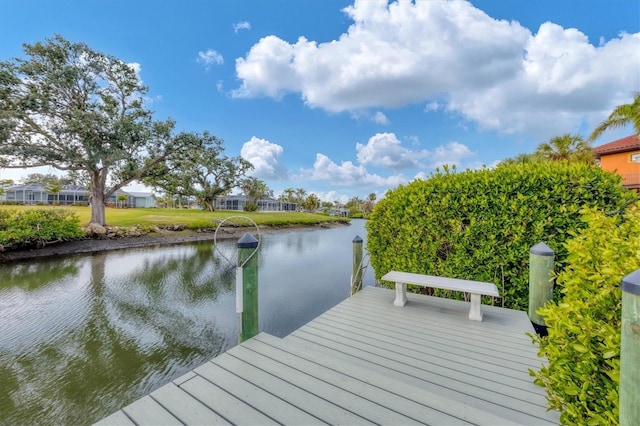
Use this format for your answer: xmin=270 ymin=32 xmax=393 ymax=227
xmin=45 ymin=181 xmax=63 ymax=205
xmin=590 ymin=92 xmax=640 ymax=141
xmin=279 ymin=188 xmax=295 ymax=203
xmin=116 ymin=193 xmax=128 ymax=208
xmin=535 ymin=134 xmax=594 ymax=164
xmin=499 ymin=153 xmax=539 ymax=166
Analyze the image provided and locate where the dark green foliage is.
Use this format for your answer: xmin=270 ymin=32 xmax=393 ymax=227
xmin=532 ymin=204 xmax=640 ymax=425
xmin=366 ymin=162 xmax=637 ymax=310
xmin=0 ymin=209 xmax=84 ymax=250
xmin=243 ymin=203 xmax=259 ymax=212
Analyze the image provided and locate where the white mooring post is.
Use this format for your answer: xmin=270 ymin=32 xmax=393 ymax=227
xmin=620 ymin=269 xmax=640 ymax=426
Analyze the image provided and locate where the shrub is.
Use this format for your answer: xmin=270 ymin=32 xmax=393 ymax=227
xmin=243 ymin=203 xmax=259 ymax=212
xmin=531 ymin=204 xmax=640 ymax=425
xmin=0 ymin=209 xmax=85 ymax=250
xmin=367 ymin=162 xmax=637 ymax=309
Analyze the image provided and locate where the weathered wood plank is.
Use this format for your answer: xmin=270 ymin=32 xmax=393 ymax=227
xmin=250 ymin=333 xmax=512 ymax=426
xmin=212 ymin=352 xmax=371 ymax=425
xmin=172 ymin=371 xmax=197 ymax=386
xmin=345 ymin=289 xmax=537 ymax=345
xmin=151 ymin=382 xmax=230 ymax=425
xmin=313 ymin=310 xmax=541 ymax=369
xmin=289 ymin=328 xmax=556 ymax=424
xmin=303 ymin=313 xmax=542 ymax=394
xmin=340 ymin=287 xmax=537 ymax=344
xmin=179 ymin=375 xmax=278 ymax=425
xmin=293 ymin=321 xmax=548 ymax=409
xmin=94 ymin=410 xmax=135 ymax=426
xmin=228 ymin=344 xmax=422 ymax=425
xmin=317 ymin=311 xmax=537 ymax=382
xmin=316 ymin=296 xmax=540 ymax=365
xmin=193 ymin=360 xmax=325 ymax=425
xmin=121 ymin=395 xmax=182 ymax=425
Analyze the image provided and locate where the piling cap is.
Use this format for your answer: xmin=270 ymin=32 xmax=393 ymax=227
xmin=237 ymin=233 xmax=259 ymax=248
xmin=530 ymin=242 xmax=554 ymax=256
xmin=622 ymin=269 xmax=640 ymax=295
xmin=353 ymin=235 xmax=363 ymax=243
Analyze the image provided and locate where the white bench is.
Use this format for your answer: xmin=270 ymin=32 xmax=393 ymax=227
xmin=381 ymin=271 xmax=500 ymax=321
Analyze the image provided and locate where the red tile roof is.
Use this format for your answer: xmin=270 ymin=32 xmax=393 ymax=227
xmin=593 ymin=134 xmax=640 ymax=157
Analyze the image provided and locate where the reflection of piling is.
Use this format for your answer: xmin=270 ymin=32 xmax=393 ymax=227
xmin=528 ymin=242 xmax=554 ymax=336
xmin=621 ymin=269 xmax=640 ymax=426
xmin=351 ymin=235 xmax=363 ymax=295
xmin=237 ymin=233 xmax=259 ymax=343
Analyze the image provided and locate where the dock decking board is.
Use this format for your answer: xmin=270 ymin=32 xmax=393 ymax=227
xmin=288 ymin=328 xmax=552 ymax=425
xmin=252 ymin=333 xmax=515 ymax=426
xmin=96 ymin=286 xmax=560 ymax=425
xmin=289 ymin=318 xmax=547 ymax=406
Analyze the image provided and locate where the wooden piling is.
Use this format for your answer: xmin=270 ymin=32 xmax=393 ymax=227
xmin=528 ymin=242 xmax=554 ymax=334
xmin=621 ymin=269 xmax=640 ymax=426
xmin=351 ymin=235 xmax=363 ymax=295
xmin=237 ymin=233 xmax=259 ymax=343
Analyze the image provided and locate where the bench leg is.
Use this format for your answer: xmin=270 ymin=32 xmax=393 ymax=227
xmin=469 ymin=293 xmax=482 ymax=321
xmin=394 ymin=283 xmax=407 ymax=306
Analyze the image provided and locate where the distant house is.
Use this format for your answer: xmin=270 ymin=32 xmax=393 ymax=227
xmin=3 ymin=184 xmax=89 ymax=205
xmin=593 ymin=134 xmax=640 ymax=192
xmin=2 ymin=184 xmax=156 ymax=207
xmin=121 ymin=191 xmax=156 ymax=208
xmin=214 ymin=195 xmax=297 ymax=212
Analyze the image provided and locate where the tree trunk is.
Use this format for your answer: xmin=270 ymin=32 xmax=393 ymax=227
xmin=90 ymin=183 xmax=107 ymax=225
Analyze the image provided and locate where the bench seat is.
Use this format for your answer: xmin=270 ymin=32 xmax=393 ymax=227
xmin=381 ymin=271 xmax=500 ymax=321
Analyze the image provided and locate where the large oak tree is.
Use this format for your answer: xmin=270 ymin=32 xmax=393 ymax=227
xmin=144 ymin=132 xmax=253 ymax=211
xmin=0 ymin=35 xmax=190 ymax=225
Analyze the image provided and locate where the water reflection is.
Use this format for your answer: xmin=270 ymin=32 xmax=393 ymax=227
xmin=0 ymin=219 xmax=374 ymax=425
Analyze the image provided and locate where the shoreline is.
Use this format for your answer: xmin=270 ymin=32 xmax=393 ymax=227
xmin=0 ymin=221 xmax=350 ymax=263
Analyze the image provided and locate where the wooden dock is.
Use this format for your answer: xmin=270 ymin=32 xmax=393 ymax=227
xmin=96 ymin=286 xmax=559 ymax=425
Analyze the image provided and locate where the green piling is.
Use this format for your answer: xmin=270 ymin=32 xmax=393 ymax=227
xmin=528 ymin=242 xmax=554 ymax=334
xmin=621 ymin=269 xmax=640 ymax=426
xmin=237 ymin=233 xmax=259 ymax=343
xmin=351 ymin=235 xmax=363 ymax=295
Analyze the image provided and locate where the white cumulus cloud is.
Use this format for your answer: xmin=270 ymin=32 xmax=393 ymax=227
xmin=300 ymin=153 xmax=406 ymax=188
xmin=373 ymin=111 xmax=390 ymax=125
xmin=240 ymin=136 xmax=288 ymax=180
xmin=197 ymin=49 xmax=224 ymax=70
xmin=233 ymin=21 xmax=251 ymax=33
xmin=232 ymin=0 xmax=640 ymax=138
xmin=356 ymin=132 xmax=426 ymax=170
xmin=429 ymin=141 xmax=476 ymax=169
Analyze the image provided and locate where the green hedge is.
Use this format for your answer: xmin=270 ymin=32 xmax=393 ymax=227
xmin=532 ymin=204 xmax=640 ymax=425
xmin=0 ymin=209 xmax=85 ymax=250
xmin=366 ymin=162 xmax=637 ymax=310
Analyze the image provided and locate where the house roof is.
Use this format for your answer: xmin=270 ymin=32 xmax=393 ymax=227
xmin=126 ymin=191 xmax=154 ymax=198
xmin=592 ymin=134 xmax=640 ymax=157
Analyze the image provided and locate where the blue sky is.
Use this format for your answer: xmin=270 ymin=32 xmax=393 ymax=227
xmin=1 ymin=0 xmax=639 ymax=203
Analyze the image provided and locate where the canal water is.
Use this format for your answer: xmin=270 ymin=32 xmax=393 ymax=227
xmin=0 ymin=219 xmax=375 ymax=425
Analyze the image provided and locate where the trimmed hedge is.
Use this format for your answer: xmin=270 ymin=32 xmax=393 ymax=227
xmin=532 ymin=204 xmax=640 ymax=425
xmin=366 ymin=162 xmax=637 ymax=310
xmin=0 ymin=209 xmax=85 ymax=250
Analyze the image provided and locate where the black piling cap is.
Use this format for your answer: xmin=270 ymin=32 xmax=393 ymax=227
xmin=530 ymin=242 xmax=554 ymax=256
xmin=353 ymin=235 xmax=363 ymax=243
xmin=237 ymin=233 xmax=259 ymax=248
xmin=622 ymin=269 xmax=640 ymax=295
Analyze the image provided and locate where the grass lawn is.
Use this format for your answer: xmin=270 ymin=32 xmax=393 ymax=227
xmin=0 ymin=205 xmax=350 ymax=228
